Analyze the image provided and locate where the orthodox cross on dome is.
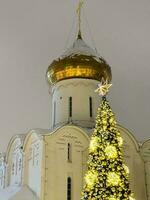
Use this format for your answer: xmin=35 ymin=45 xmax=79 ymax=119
xmin=95 ymin=78 xmax=112 ymax=96
xmin=76 ymin=0 xmax=85 ymax=39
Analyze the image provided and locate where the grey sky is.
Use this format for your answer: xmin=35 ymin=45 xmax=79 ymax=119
xmin=0 ymin=0 xmax=150 ymax=152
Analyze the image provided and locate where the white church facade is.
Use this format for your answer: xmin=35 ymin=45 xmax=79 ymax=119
xmin=0 ymin=124 xmax=150 ymax=200
xmin=0 ymin=4 xmax=150 ymax=200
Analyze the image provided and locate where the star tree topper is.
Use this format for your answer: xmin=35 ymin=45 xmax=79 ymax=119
xmin=95 ymin=79 xmax=112 ymax=96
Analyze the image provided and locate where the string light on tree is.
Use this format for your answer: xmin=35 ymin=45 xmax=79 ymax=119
xmin=105 ymin=145 xmax=118 ymax=159
xmin=107 ymin=172 xmax=121 ymax=186
xmin=89 ymin=136 xmax=101 ymax=153
xmin=81 ymin=79 xmax=135 ymax=199
xmin=85 ymin=170 xmax=98 ymax=189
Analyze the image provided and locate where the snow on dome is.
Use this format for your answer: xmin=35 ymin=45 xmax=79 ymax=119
xmin=46 ymin=37 xmax=112 ymax=85
xmin=61 ymin=38 xmax=101 ymax=59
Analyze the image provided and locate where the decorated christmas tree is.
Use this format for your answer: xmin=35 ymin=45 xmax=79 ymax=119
xmin=81 ymin=82 xmax=135 ymax=200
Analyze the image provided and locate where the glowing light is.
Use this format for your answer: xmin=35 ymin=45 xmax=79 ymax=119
xmin=89 ymin=136 xmax=100 ymax=152
xmin=85 ymin=170 xmax=98 ymax=189
xmin=108 ymin=197 xmax=119 ymax=200
xmin=107 ymin=172 xmax=121 ymax=186
xmin=129 ymin=195 xmax=135 ymax=200
xmin=117 ymin=136 xmax=123 ymax=147
xmin=81 ymin=96 xmax=135 ymax=200
xmin=123 ymin=164 xmax=130 ymax=174
xmin=105 ymin=145 xmax=118 ymax=159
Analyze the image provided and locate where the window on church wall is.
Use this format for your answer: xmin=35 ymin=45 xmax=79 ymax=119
xmin=67 ymin=143 xmax=72 ymax=162
xmin=0 ymin=177 xmax=2 ymax=186
xmin=67 ymin=177 xmax=72 ymax=200
xmin=0 ymin=170 xmax=3 ymax=186
xmin=69 ymin=97 xmax=72 ymax=118
xmin=35 ymin=144 xmax=40 ymax=166
xmin=54 ymin=101 xmax=56 ymax=126
xmin=32 ymin=148 xmax=35 ymax=166
xmin=19 ymin=158 xmax=22 ymax=171
xmin=30 ymin=144 xmax=40 ymax=167
xmin=36 ymin=159 xmax=39 ymax=166
xmin=89 ymin=97 xmax=93 ymax=118
xmin=15 ymin=156 xmax=18 ymax=175
xmin=12 ymin=163 xmax=15 ymax=175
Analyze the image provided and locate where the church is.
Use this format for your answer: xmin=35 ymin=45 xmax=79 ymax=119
xmin=0 ymin=2 xmax=150 ymax=200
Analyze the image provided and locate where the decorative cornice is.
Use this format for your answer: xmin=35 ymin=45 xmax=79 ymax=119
xmin=51 ymin=79 xmax=99 ymax=95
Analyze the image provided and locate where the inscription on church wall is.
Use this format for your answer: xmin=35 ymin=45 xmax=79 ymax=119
xmin=56 ymin=138 xmax=66 ymax=150
xmin=63 ymin=135 xmax=77 ymax=140
xmin=75 ymin=140 xmax=82 ymax=145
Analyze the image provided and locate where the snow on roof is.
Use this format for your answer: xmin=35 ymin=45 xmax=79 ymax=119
xmin=62 ymin=38 xmax=98 ymax=56
xmin=61 ymin=38 xmax=103 ymax=63
xmin=28 ymin=128 xmax=50 ymax=135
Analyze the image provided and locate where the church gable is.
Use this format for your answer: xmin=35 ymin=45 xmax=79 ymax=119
xmin=23 ymin=130 xmax=44 ymax=198
xmin=118 ymin=125 xmax=147 ymax=200
xmin=43 ymin=125 xmax=89 ymax=200
xmin=6 ymin=135 xmax=24 ymax=187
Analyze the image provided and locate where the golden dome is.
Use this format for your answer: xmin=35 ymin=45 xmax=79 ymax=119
xmin=46 ymin=37 xmax=112 ymax=85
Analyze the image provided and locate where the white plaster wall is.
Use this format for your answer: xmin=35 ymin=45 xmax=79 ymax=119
xmin=43 ymin=125 xmax=147 ymax=200
xmin=23 ymin=133 xmax=43 ymax=198
xmin=6 ymin=137 xmax=23 ymax=187
xmin=51 ymin=79 xmax=100 ymax=128
xmin=44 ymin=126 xmax=89 ymax=200
xmin=1 ymin=126 xmax=148 ymax=200
xmin=10 ymin=150 xmax=23 ymax=186
xmin=145 ymin=161 xmax=150 ymax=200
xmin=28 ymin=141 xmax=43 ymax=196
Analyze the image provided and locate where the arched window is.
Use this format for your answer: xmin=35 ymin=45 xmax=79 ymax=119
xmin=67 ymin=177 xmax=72 ymax=200
xmin=89 ymin=97 xmax=93 ymax=118
xmin=69 ymin=97 xmax=72 ymax=118
xmin=67 ymin=143 xmax=72 ymax=162
xmin=0 ymin=170 xmax=3 ymax=186
xmin=54 ymin=101 xmax=56 ymax=126
xmin=19 ymin=158 xmax=22 ymax=171
xmin=12 ymin=163 xmax=15 ymax=175
xmin=32 ymin=148 xmax=35 ymax=166
xmin=15 ymin=156 xmax=18 ymax=175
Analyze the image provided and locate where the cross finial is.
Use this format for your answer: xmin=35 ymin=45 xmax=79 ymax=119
xmin=76 ymin=0 xmax=85 ymax=39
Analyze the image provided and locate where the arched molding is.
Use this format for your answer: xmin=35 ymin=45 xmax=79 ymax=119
xmin=117 ymin=124 xmax=140 ymax=152
xmin=44 ymin=125 xmax=90 ymax=144
xmin=22 ymin=129 xmax=49 ymax=151
xmin=142 ymin=138 xmax=150 ymax=148
xmin=141 ymin=139 xmax=150 ymax=162
xmin=22 ymin=129 xmax=47 ymax=196
xmin=5 ymin=134 xmax=25 ymax=187
xmin=51 ymin=79 xmax=99 ymax=95
xmin=5 ymin=134 xmax=25 ymax=163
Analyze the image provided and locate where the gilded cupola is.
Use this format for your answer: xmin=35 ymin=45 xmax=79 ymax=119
xmin=46 ymin=1 xmax=112 ymax=85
